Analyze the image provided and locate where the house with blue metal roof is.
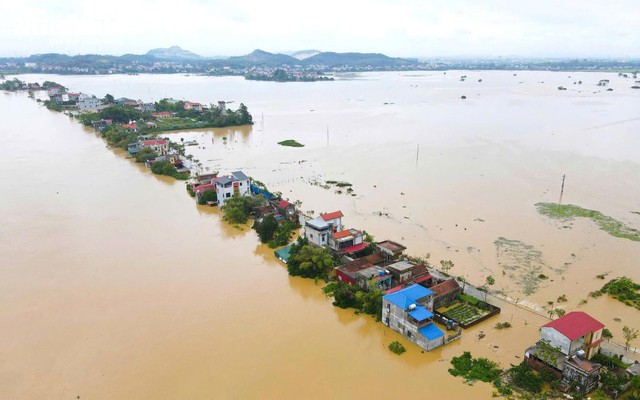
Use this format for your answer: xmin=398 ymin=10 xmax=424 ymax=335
xmin=382 ymin=284 xmax=446 ymax=351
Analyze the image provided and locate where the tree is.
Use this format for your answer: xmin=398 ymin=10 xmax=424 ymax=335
xmin=602 ymin=328 xmax=613 ymax=341
xmin=221 ymin=195 xmax=262 ymax=224
xmin=256 ymin=214 xmax=278 ymax=243
xmin=104 ymin=93 xmax=114 ymax=103
xmin=440 ymin=260 xmax=454 ymax=275
xmin=198 ymin=190 xmax=217 ymax=205
xmin=287 ymin=237 xmax=334 ymax=279
xmin=623 ymin=326 xmax=639 ymax=351
xmin=134 ymin=147 xmax=158 ymax=163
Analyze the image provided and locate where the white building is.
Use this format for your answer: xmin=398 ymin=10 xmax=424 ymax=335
xmin=77 ymin=97 xmax=101 ymax=111
xmin=305 ymin=217 xmax=331 ymax=246
xmin=215 ymin=171 xmax=251 ymax=207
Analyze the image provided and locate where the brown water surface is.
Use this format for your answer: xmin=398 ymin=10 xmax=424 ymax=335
xmin=1 ymin=71 xmax=639 ymax=399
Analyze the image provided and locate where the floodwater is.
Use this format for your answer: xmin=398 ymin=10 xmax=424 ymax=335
xmin=1 ymin=71 xmax=639 ymax=399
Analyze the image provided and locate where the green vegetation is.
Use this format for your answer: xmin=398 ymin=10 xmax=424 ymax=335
xmin=256 ymin=214 xmax=278 ymax=242
xmin=150 ymin=160 xmax=188 ymax=180
xmin=448 ymin=351 xmax=502 ymax=382
xmin=388 ymin=341 xmax=406 ymax=355
xmin=287 ymin=237 xmax=334 ymax=279
xmin=0 ymin=78 xmax=23 ymax=91
xmin=494 ymin=236 xmax=549 ymax=295
xmin=591 ymin=352 xmax=629 ymax=370
xmin=322 ymin=281 xmax=383 ymax=319
xmin=134 ymin=147 xmax=158 ymax=163
xmin=441 ymin=303 xmax=485 ymax=326
xmin=602 ymin=328 xmax=613 ymax=340
xmin=600 ymin=370 xmax=632 ymax=394
xmin=592 ymin=276 xmax=640 ymax=311
xmin=221 ymin=194 xmax=261 ymax=224
xmin=255 ymin=215 xmax=297 ymax=248
xmin=197 ymin=190 xmax=217 ymax=205
xmin=277 ymin=139 xmax=304 ymax=147
xmin=494 ymin=322 xmax=512 ymax=330
xmin=535 ymin=202 xmax=640 ymax=242
xmin=623 ymin=325 xmax=639 ymax=351
xmin=507 ymin=362 xmax=544 ymax=393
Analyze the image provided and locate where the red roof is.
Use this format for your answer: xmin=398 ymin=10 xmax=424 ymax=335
xmin=142 ymin=139 xmax=168 ymax=146
xmin=414 ymin=274 xmax=433 ymax=284
xmin=121 ymin=123 xmax=137 ymax=129
xmin=342 ymin=242 xmax=367 ymax=254
xmin=385 ymin=286 xmax=404 ymax=294
xmin=332 ymin=230 xmax=353 ymax=239
xmin=543 ymin=311 xmax=605 ymax=340
xmin=194 ymin=184 xmax=214 ymax=193
xmin=278 ymin=200 xmax=292 ymax=208
xmin=321 ymin=211 xmax=344 ymax=221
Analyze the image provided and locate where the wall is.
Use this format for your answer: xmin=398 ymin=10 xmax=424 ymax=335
xmin=541 ymin=327 xmax=571 ymax=355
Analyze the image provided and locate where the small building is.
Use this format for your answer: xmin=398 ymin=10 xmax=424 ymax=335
xmin=274 ymin=243 xmax=294 ymax=264
xmin=335 ymin=252 xmax=386 ymax=285
xmin=382 ymin=285 xmax=445 ymax=351
xmin=525 ymin=311 xmax=605 ymax=395
xmin=376 ymin=240 xmax=407 ymax=261
xmin=320 ymin=211 xmax=343 ymax=232
xmin=193 ymin=183 xmax=214 ymax=204
xmin=276 ymin=200 xmax=296 ymax=220
xmin=121 ymin=123 xmax=138 ymax=133
xmin=141 ymin=139 xmax=169 ymax=155
xmin=430 ymin=279 xmax=462 ymax=309
xmin=328 ymin=229 xmax=364 ymax=252
xmin=183 ymin=101 xmax=202 ymax=111
xmin=77 ymin=97 xmax=101 ymax=111
xmin=152 ymin=111 xmax=173 ymax=119
xmin=305 ymin=217 xmax=331 ymax=247
xmin=138 ymin=102 xmax=156 ymax=112
xmin=115 ymin=97 xmax=137 ymax=106
xmin=91 ymin=119 xmax=112 ymax=131
xmin=215 ymin=171 xmax=251 ymax=207
xmin=386 ymin=260 xmax=417 ymax=284
xmin=355 ymin=265 xmax=393 ymax=291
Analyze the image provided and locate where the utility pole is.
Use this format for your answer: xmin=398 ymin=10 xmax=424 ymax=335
xmin=416 ymin=144 xmax=420 ymax=166
xmin=326 ymin=125 xmax=329 ymax=147
xmin=559 ymin=174 xmax=566 ymax=204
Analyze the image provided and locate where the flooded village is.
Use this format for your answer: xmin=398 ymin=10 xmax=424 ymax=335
xmin=1 ymin=70 xmax=640 ymax=399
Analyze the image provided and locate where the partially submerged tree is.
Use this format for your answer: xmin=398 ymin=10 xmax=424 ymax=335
xmin=623 ymin=325 xmax=639 ymax=351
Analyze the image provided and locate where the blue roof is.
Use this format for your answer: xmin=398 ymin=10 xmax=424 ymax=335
xmin=383 ymin=284 xmax=434 ymax=309
xmin=408 ymin=306 xmax=433 ymax=322
xmin=419 ymin=323 xmax=445 ymax=340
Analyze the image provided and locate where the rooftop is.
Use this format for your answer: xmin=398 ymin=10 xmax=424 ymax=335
xmin=333 ymin=229 xmax=357 ymax=240
xmin=232 ymin=171 xmax=249 ymax=181
xmin=543 ymin=311 xmax=605 ymax=341
xmin=336 ymin=252 xmax=385 ymax=276
xmin=321 ymin=211 xmax=344 ymax=221
xmin=306 ymin=217 xmax=329 ymax=230
xmin=142 ymin=139 xmax=167 ymax=146
xmin=387 ymin=260 xmax=415 ymax=272
xmin=342 ymin=242 xmax=368 ymax=254
xmin=409 ymin=306 xmax=433 ymax=322
xmin=419 ymin=323 xmax=445 ymax=340
xmin=384 ymin=284 xmax=434 ymax=309
xmin=430 ymin=279 xmax=461 ymax=297
xmin=278 ymin=200 xmax=292 ymax=209
xmin=377 ymin=240 xmax=407 ymax=252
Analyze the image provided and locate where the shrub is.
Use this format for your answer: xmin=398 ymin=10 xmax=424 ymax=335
xmin=388 ymin=341 xmax=406 ymax=355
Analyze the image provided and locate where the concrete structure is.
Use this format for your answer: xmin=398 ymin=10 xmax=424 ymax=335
xmin=335 ymin=252 xmax=386 ymax=285
xmin=276 ymin=200 xmax=296 ymax=220
xmin=77 ymin=97 xmax=101 ymax=111
xmin=305 ymin=217 xmax=331 ymax=247
xmin=430 ymin=279 xmax=462 ymax=309
xmin=141 ymin=139 xmax=169 ymax=155
xmin=382 ymin=285 xmax=445 ymax=351
xmin=138 ymin=102 xmax=156 ymax=112
xmin=541 ymin=311 xmax=605 ymax=360
xmin=328 ymin=229 xmax=363 ymax=252
xmin=386 ymin=260 xmax=416 ymax=284
xmin=525 ymin=311 xmax=605 ymax=395
xmin=319 ymin=211 xmax=343 ymax=232
xmin=214 ymin=171 xmax=251 ymax=207
xmin=355 ymin=265 xmax=392 ymax=291
xmin=376 ymin=240 xmax=406 ymax=261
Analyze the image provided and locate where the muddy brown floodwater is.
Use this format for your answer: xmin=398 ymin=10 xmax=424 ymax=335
xmin=1 ymin=71 xmax=639 ymax=399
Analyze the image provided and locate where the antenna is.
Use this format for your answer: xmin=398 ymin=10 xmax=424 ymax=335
xmin=559 ymin=174 xmax=566 ymax=204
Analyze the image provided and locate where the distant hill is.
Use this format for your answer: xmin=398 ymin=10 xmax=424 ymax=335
xmin=226 ymin=49 xmax=298 ymax=66
xmin=288 ymin=49 xmax=322 ymax=60
xmin=304 ymin=52 xmax=416 ymax=67
xmin=146 ymin=46 xmax=202 ymax=60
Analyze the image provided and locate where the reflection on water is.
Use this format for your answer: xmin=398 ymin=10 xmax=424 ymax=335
xmin=1 ymin=72 xmax=640 ymax=399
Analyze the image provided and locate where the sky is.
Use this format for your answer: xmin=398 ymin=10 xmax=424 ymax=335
xmin=1 ymin=0 xmax=639 ymax=58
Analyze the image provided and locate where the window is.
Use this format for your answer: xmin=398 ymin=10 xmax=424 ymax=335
xmin=225 ymin=193 xmax=231 ymax=198
xmin=407 ymin=331 xmax=412 ymax=338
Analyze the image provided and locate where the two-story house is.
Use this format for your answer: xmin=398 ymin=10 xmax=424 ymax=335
xmin=382 ymin=285 xmax=445 ymax=351
xmin=328 ymin=229 xmax=364 ymax=252
xmin=525 ymin=311 xmax=604 ymax=394
xmin=215 ymin=171 xmax=251 ymax=207
xmin=305 ymin=217 xmax=331 ymax=247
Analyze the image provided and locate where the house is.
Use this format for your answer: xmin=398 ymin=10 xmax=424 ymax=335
xmin=320 ymin=211 xmax=343 ymax=232
xmin=386 ymin=260 xmax=417 ymax=284
xmin=138 ymin=102 xmax=156 ymax=112
xmin=193 ymin=183 xmax=215 ymax=203
xmin=305 ymin=217 xmax=331 ymax=247
xmin=525 ymin=311 xmax=605 ymax=394
xmin=141 ymin=139 xmax=169 ymax=155
xmin=376 ymin=240 xmax=407 ymax=261
xmin=152 ymin=111 xmax=173 ymax=119
xmin=115 ymin=97 xmax=137 ymax=106
xmin=215 ymin=171 xmax=251 ymax=207
xmin=355 ymin=265 xmax=393 ymax=291
xmin=91 ymin=119 xmax=112 ymax=131
xmin=328 ymin=229 xmax=364 ymax=252
xmin=335 ymin=252 xmax=386 ymax=285
xmin=276 ymin=200 xmax=296 ymax=220
xmin=121 ymin=123 xmax=138 ymax=133
xmin=541 ymin=312 xmax=605 ymax=360
xmin=429 ymin=279 xmax=462 ymax=309
xmin=183 ymin=101 xmax=202 ymax=111
xmin=382 ymin=285 xmax=445 ymax=351
xmin=77 ymin=97 xmax=101 ymax=111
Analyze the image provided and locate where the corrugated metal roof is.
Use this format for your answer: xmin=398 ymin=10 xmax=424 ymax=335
xmin=383 ymin=284 xmax=434 ymax=309
xmin=419 ymin=323 xmax=444 ymax=340
xmin=305 ymin=217 xmax=329 ymax=230
xmin=542 ymin=311 xmax=605 ymax=340
xmin=408 ymin=306 xmax=433 ymax=322
xmin=321 ymin=211 xmax=344 ymax=221
xmin=231 ymin=171 xmax=249 ymax=181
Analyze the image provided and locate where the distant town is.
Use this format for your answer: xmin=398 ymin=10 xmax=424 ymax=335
xmin=1 ymin=46 xmax=639 ymax=81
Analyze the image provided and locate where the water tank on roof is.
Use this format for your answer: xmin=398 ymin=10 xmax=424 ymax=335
xmin=408 ymin=304 xmax=416 ymax=311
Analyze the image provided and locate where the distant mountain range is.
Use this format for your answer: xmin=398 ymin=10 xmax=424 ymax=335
xmin=146 ymin=46 xmax=202 ymax=60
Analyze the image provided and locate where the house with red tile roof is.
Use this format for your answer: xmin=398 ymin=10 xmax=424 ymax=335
xmin=328 ymin=228 xmax=364 ymax=252
xmin=320 ymin=210 xmax=343 ymax=232
xmin=275 ymin=199 xmax=296 ymax=220
xmin=183 ymin=101 xmax=202 ymax=111
xmin=141 ymin=139 xmax=169 ymax=155
xmin=525 ymin=311 xmax=605 ymax=394
xmin=335 ymin=252 xmax=385 ymax=285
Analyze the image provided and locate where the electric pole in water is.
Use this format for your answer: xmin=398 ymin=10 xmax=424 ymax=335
xmin=559 ymin=174 xmax=566 ymax=204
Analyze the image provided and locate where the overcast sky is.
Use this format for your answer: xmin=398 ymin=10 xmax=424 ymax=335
xmin=1 ymin=0 xmax=639 ymax=58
